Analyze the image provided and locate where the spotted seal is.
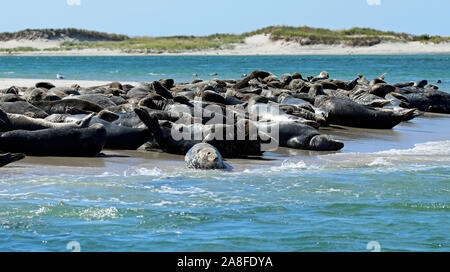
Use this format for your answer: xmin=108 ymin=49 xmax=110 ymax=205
xmin=185 ymin=143 xmax=226 ymax=169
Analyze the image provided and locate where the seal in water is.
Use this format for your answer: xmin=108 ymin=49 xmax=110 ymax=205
xmin=0 ymin=124 xmax=107 ymax=157
xmin=185 ymin=143 xmax=226 ymax=169
xmin=0 ymin=153 xmax=25 ymax=167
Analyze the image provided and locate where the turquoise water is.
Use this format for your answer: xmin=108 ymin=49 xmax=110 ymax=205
xmin=1 ymin=55 xmax=450 ymax=91
xmin=0 ymin=55 xmax=449 ymax=251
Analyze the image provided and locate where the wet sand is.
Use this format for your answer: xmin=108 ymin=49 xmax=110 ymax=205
xmin=6 ymin=113 xmax=450 ymax=175
xmin=1 ymin=77 xmax=448 ymax=174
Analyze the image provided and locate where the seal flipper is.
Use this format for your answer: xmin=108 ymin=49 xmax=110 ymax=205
xmin=134 ymin=107 xmax=164 ymax=140
xmin=357 ymin=74 xmax=369 ymax=85
xmin=395 ymin=108 xmax=420 ymax=122
xmin=0 ymin=109 xmax=12 ymax=132
xmin=0 ymin=153 xmax=25 ymax=167
xmin=75 ymin=113 xmax=95 ymax=128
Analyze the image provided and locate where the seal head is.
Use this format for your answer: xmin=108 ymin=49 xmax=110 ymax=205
xmin=185 ymin=143 xmax=226 ymax=170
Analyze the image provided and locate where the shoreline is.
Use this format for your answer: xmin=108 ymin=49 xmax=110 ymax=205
xmin=1 ymin=35 xmax=450 ymax=56
xmin=7 ymin=115 xmax=450 ymax=173
xmin=0 ymin=78 xmax=138 ymax=89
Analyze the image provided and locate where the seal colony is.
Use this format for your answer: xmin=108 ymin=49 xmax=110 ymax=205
xmin=0 ymin=70 xmax=448 ymax=169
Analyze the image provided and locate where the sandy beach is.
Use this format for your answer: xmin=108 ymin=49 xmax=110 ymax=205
xmin=1 ymin=77 xmax=448 ymax=171
xmin=0 ymin=78 xmax=137 ymax=89
xmin=1 ymin=35 xmax=450 ymax=56
xmin=2 ymin=76 xmax=448 ymax=172
xmin=5 ymin=112 xmax=449 ymax=175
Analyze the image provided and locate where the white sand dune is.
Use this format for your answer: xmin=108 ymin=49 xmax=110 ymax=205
xmin=0 ymin=39 xmax=64 ymax=50
xmin=1 ymin=34 xmax=449 ymax=56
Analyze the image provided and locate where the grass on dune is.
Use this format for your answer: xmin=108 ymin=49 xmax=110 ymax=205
xmin=45 ymin=26 xmax=450 ymax=52
xmin=56 ymin=34 xmax=245 ymax=52
xmin=0 ymin=47 xmax=40 ymax=52
xmin=244 ymin=26 xmax=444 ymax=46
xmin=2 ymin=26 xmax=449 ymax=53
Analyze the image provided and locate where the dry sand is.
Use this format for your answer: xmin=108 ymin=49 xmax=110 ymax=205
xmin=1 ymin=35 xmax=449 ymax=56
xmin=0 ymin=39 xmax=62 ymax=50
xmin=0 ymin=78 xmax=137 ymax=89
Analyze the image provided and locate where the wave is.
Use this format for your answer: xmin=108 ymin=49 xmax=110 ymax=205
xmin=233 ymin=140 xmax=450 ymax=175
xmin=375 ymin=140 xmax=450 ymax=157
xmin=319 ymin=140 xmax=450 ymax=169
xmin=124 ymin=167 xmax=164 ymax=177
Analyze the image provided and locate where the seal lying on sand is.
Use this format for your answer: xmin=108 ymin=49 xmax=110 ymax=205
xmin=185 ymin=143 xmax=226 ymax=169
xmin=134 ymin=107 xmax=267 ymax=157
xmin=32 ymin=99 xmax=104 ymax=115
xmin=314 ymin=95 xmax=414 ymax=129
xmin=0 ymin=101 xmax=49 ymax=118
xmin=0 ymin=124 xmax=107 ymax=156
xmin=0 ymin=109 xmax=94 ymax=132
xmin=258 ymin=121 xmax=344 ymax=151
xmin=0 ymin=153 xmax=25 ymax=167
xmin=1 ymin=70 xmax=447 ymax=162
xmin=62 ymin=114 xmax=152 ymax=150
xmin=401 ymin=89 xmax=450 ymax=114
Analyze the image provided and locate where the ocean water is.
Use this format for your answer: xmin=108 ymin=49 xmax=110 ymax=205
xmin=0 ymin=55 xmax=449 ymax=252
xmin=1 ymin=55 xmax=450 ymax=91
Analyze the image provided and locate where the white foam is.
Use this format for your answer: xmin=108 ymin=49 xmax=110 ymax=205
xmin=321 ymin=140 xmax=450 ymax=169
xmin=375 ymin=140 xmax=450 ymax=157
xmin=34 ymin=207 xmax=48 ymax=215
xmin=152 ymin=201 xmax=178 ymax=207
xmin=280 ymin=160 xmax=309 ymax=169
xmin=367 ymin=157 xmax=393 ymax=166
xmin=232 ymin=159 xmax=321 ymax=175
xmin=124 ymin=167 xmax=164 ymax=177
xmin=79 ymin=206 xmax=119 ymax=220
xmin=97 ymin=172 xmax=121 ymax=177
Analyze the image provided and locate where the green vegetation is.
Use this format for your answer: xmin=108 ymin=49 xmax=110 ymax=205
xmin=245 ymin=26 xmax=417 ymax=46
xmin=412 ymin=34 xmax=450 ymax=44
xmin=0 ymin=28 xmax=128 ymax=42
xmin=56 ymin=34 xmax=244 ymax=52
xmin=0 ymin=26 xmax=448 ymax=53
xmin=248 ymin=26 xmax=450 ymax=45
xmin=0 ymin=47 xmax=40 ymax=53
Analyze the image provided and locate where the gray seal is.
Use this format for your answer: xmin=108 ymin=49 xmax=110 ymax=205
xmin=314 ymin=95 xmax=413 ymax=129
xmin=0 ymin=109 xmax=93 ymax=132
xmin=185 ymin=143 xmax=226 ymax=169
xmin=0 ymin=124 xmax=107 ymax=157
xmin=258 ymin=121 xmax=344 ymax=151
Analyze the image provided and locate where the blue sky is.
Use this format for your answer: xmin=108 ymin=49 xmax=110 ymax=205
xmin=1 ymin=0 xmax=449 ymax=36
